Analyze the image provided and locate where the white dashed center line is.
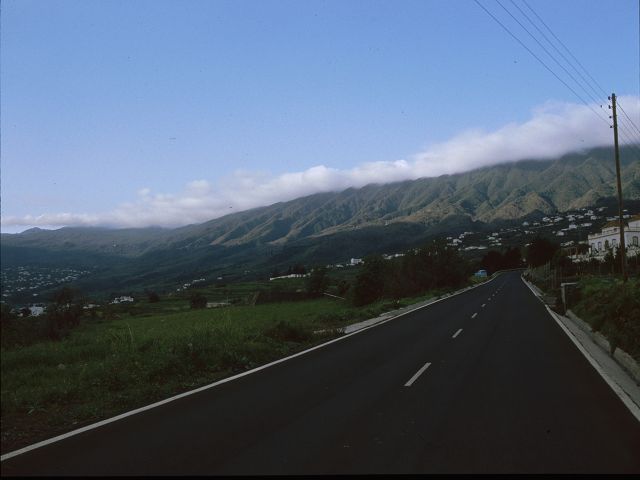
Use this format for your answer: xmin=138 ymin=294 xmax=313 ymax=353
xmin=452 ymin=328 xmax=463 ymax=339
xmin=404 ymin=362 xmax=432 ymax=387
xmin=472 ymin=312 xmax=478 ymax=318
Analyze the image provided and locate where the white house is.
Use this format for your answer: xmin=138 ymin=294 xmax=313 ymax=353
xmin=111 ymin=296 xmax=134 ymax=304
xmin=29 ymin=305 xmax=45 ymax=316
xmin=588 ymin=215 xmax=640 ymax=258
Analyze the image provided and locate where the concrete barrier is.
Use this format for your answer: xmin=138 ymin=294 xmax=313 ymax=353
xmin=566 ymin=309 xmax=640 ymax=385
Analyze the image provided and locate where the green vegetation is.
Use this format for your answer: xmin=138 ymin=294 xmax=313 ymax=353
xmin=1 ymin=263 xmax=471 ymax=453
xmin=0 ymin=300 xmax=332 ymax=453
xmin=353 ymin=239 xmax=470 ymax=306
xmin=525 ymin=237 xmax=559 ymax=268
xmin=570 ymin=277 xmax=640 ymax=362
xmin=480 ymin=247 xmax=523 ymax=275
xmin=306 ymin=266 xmax=329 ymax=297
xmin=3 ymin=147 xmax=639 ymax=303
xmin=189 ymin=292 xmax=207 ymax=309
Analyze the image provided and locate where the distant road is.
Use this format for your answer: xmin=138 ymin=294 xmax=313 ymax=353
xmin=2 ymin=271 xmax=639 ymax=474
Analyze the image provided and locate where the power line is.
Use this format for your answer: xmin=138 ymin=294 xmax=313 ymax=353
xmin=617 ymin=114 xmax=640 ymax=140
xmin=616 ymin=100 xmax=640 ymax=136
xmin=618 ymin=128 xmax=640 ymax=147
xmin=618 ymin=125 xmax=640 ymax=141
xmin=495 ymin=0 xmax=607 ymax=110
xmin=509 ymin=0 xmax=606 ymax=105
xmin=617 ymin=142 xmax=640 ymax=161
xmin=475 ymin=1 xmax=637 ymax=158
xmin=615 ymin=139 xmax=640 ymax=161
xmin=618 ymin=117 xmax=640 ymax=142
xmin=616 ymin=105 xmax=640 ymax=138
xmin=474 ymin=0 xmax=609 ymax=126
xmin=521 ymin=0 xmax=609 ymax=99
xmin=615 ymin=126 xmax=640 ymax=158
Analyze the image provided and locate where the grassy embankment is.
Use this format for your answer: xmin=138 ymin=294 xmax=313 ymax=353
xmin=1 ymin=277 xmax=471 ymax=454
xmin=569 ymin=276 xmax=640 ymax=362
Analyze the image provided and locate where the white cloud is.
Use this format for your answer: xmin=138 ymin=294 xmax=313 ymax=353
xmin=3 ymin=96 xmax=638 ymax=231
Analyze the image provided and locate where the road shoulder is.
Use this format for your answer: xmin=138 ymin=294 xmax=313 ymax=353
xmin=521 ymin=275 xmax=640 ymax=423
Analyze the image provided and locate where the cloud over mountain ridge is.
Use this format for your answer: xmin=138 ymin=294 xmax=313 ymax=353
xmin=3 ymin=96 xmax=638 ymax=231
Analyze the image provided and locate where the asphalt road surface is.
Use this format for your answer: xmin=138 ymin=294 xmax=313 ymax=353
xmin=2 ymin=271 xmax=639 ymax=474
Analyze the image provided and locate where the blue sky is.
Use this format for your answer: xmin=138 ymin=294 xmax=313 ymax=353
xmin=1 ymin=0 xmax=639 ymax=232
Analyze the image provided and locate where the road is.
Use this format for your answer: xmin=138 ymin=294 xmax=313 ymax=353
xmin=2 ymin=271 xmax=639 ymax=474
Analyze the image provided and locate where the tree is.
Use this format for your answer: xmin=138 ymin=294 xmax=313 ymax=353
xmin=337 ymin=279 xmax=350 ymax=297
xmin=190 ymin=292 xmax=207 ymax=309
xmin=0 ymin=304 xmax=16 ymax=346
xmin=415 ymin=239 xmax=468 ymax=289
xmin=551 ymin=249 xmax=576 ymax=277
xmin=383 ymin=258 xmax=407 ymax=300
xmin=526 ymin=237 xmax=559 ymax=267
xmin=0 ymin=303 xmax=15 ymax=326
xmin=288 ymin=264 xmax=307 ymax=275
xmin=52 ymin=286 xmax=76 ymax=306
xmin=481 ymin=250 xmax=504 ymax=275
xmin=46 ymin=286 xmax=85 ymax=340
xmin=351 ymin=254 xmax=386 ymax=306
xmin=503 ymin=247 xmax=522 ymax=269
xmin=306 ymin=266 xmax=329 ymax=297
xmin=575 ymin=243 xmax=590 ymax=255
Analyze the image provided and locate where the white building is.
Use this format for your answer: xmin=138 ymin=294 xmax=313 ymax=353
xmin=269 ymin=273 xmax=309 ymax=281
xmin=588 ymin=216 xmax=640 ymax=258
xmin=29 ymin=305 xmax=45 ymax=316
xmin=111 ymin=296 xmax=134 ymax=304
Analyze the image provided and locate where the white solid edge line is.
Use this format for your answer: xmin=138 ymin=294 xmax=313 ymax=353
xmin=520 ymin=276 xmax=640 ymax=424
xmin=452 ymin=328 xmax=463 ymax=338
xmin=404 ymin=362 xmax=432 ymax=387
xmin=1 ymin=274 xmax=503 ymax=462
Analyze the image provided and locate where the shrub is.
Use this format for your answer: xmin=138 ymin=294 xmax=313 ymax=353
xmin=306 ymin=266 xmax=329 ymax=297
xmin=189 ymin=293 xmax=207 ymax=309
xmin=264 ymin=320 xmax=311 ymax=342
xmin=351 ymin=255 xmax=386 ymax=306
xmin=574 ymin=278 xmax=640 ymax=360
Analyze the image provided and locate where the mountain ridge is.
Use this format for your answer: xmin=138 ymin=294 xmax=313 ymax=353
xmin=2 ymin=146 xmax=639 ymax=258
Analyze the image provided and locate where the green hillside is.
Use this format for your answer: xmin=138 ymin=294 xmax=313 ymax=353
xmin=2 ymin=146 xmax=639 ymax=299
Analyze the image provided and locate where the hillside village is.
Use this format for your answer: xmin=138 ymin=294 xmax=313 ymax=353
xmin=1 ymin=267 xmax=90 ymax=303
xmin=2 ymin=202 xmax=639 ymax=316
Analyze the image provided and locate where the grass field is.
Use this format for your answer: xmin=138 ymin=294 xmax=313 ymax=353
xmin=570 ymin=276 xmax=640 ymax=361
xmin=1 ymin=283 xmax=452 ymax=454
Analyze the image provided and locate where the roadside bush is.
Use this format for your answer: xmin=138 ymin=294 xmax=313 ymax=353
xmin=574 ymin=278 xmax=640 ymax=360
xmin=306 ymin=266 xmax=329 ymax=297
xmin=189 ymin=293 xmax=207 ymax=309
xmin=337 ymin=280 xmax=350 ymax=297
xmin=1 ymin=315 xmax=49 ymax=348
xmin=350 ymin=239 xmax=470 ymax=306
xmin=264 ymin=320 xmax=312 ymax=343
xmin=351 ymin=254 xmax=386 ymax=306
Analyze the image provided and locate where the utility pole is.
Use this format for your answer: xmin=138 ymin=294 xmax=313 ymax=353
xmin=610 ymin=93 xmax=627 ymax=282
